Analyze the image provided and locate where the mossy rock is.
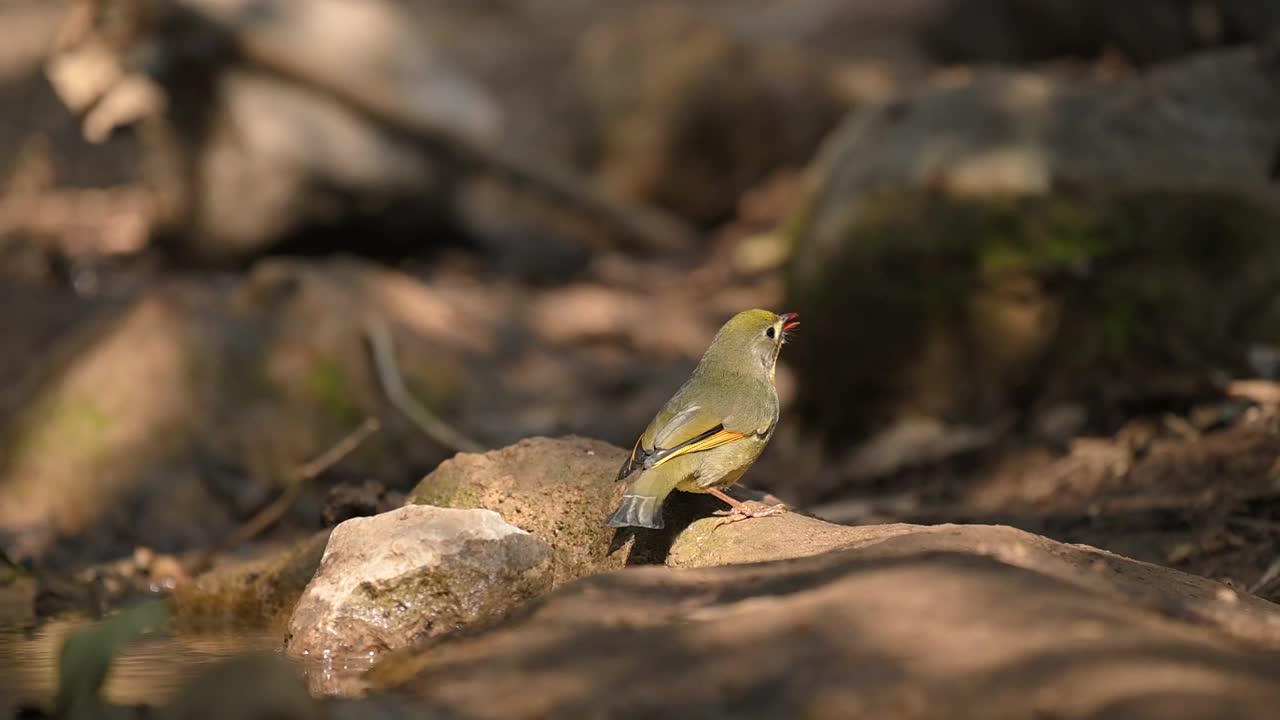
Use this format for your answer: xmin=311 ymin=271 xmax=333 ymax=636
xmin=0 ymin=257 xmax=471 ymax=564
xmin=789 ymin=189 xmax=1280 ymax=439
xmin=406 ymin=437 xmax=633 ymax=585
xmin=784 ymin=49 xmax=1280 ymax=444
xmin=172 ymin=531 xmax=331 ymax=631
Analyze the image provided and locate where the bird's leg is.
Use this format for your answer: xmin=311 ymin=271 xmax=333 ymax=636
xmin=707 ymin=487 xmax=752 ymax=514
xmin=706 ymin=488 xmax=788 ymax=526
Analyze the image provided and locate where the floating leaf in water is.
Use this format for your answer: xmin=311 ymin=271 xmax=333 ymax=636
xmin=53 ymin=599 xmax=171 ymax=720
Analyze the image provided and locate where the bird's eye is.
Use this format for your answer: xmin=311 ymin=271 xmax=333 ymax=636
xmin=766 ymin=327 xmax=776 ymax=339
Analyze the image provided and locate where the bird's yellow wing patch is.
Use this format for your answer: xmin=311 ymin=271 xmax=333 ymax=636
xmin=618 ymin=403 xmax=753 ymax=482
xmin=647 ymin=428 xmax=746 ymax=470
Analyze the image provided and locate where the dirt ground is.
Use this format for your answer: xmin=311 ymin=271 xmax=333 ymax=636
xmin=813 ymin=403 xmax=1280 ymax=600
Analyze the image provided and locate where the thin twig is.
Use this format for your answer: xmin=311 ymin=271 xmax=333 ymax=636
xmin=190 ymin=417 xmax=381 ymax=572
xmin=1251 ymin=556 xmax=1280 ymax=595
xmin=294 ymin=416 xmax=382 ymax=482
xmin=363 ymin=315 xmax=484 ymax=454
xmin=224 ymin=416 xmax=380 ymax=548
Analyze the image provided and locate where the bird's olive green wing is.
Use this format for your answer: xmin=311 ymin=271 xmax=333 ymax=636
xmin=616 ymin=404 xmax=746 ymax=481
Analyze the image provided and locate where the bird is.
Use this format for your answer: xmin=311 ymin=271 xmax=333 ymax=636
xmin=604 ymin=308 xmax=799 ymax=529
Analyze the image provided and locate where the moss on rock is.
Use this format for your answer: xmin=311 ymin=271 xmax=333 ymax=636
xmin=785 ymin=50 xmax=1280 ymax=443
xmin=172 ymin=531 xmax=331 ymax=631
xmin=406 ymin=436 xmax=633 ymax=585
xmin=789 ymin=187 xmax=1280 ymax=440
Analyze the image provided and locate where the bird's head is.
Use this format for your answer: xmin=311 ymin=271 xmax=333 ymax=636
xmin=703 ymin=308 xmax=799 ymax=377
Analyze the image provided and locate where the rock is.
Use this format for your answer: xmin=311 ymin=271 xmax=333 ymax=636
xmin=0 ymin=258 xmax=468 ymax=563
xmin=572 ymin=6 xmax=849 ymax=226
xmin=924 ymin=0 xmax=1280 ymax=66
xmin=42 ymin=0 xmax=697 ymax=265
xmin=785 ymin=46 xmax=1280 ymax=447
xmin=172 ymin=531 xmax=330 ymax=631
xmin=0 ymin=1 xmax=140 ymax=189
xmin=406 ymin=436 xmax=790 ymax=577
xmin=369 ymin=518 xmax=1280 ymax=719
xmin=405 ymin=437 xmax=632 ymax=585
xmin=39 ymin=0 xmax=918 ymax=262
xmin=42 ymin=0 xmax=500 ymax=262
xmin=0 ymin=286 xmax=227 ymax=561
xmin=668 ymin=514 xmax=1280 ymax=649
xmin=284 ymin=506 xmax=553 ymax=661
xmin=401 ymin=1 xmax=913 ymax=228
xmin=667 ymin=511 xmax=897 ymax=567
xmin=0 ymin=569 xmax=36 ymax=628
xmin=145 ymin=554 xmax=188 ymax=592
xmin=0 ymin=283 xmax=118 ymax=432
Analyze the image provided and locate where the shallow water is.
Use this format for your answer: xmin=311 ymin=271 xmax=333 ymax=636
xmin=0 ymin=618 xmax=290 ymax=714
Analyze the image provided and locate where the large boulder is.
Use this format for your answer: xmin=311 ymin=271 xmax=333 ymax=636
xmin=0 ymin=286 xmax=233 ymax=561
xmin=368 ymin=516 xmax=1280 ymax=719
xmin=666 ymin=514 xmax=1280 ymax=648
xmin=284 ymin=506 xmax=553 ymax=661
xmin=405 ymin=437 xmax=632 ymax=585
xmin=0 ymin=258 xmax=468 ymax=563
xmin=785 ymin=46 xmax=1280 ymax=450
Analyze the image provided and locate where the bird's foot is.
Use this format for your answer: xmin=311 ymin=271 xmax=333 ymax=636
xmin=713 ymin=501 xmax=788 ymax=527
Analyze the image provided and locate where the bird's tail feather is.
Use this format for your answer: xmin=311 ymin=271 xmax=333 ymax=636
xmin=605 ymin=493 xmax=665 ymax=529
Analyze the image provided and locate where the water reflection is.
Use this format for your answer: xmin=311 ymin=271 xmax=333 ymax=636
xmin=0 ymin=617 xmax=282 ymax=714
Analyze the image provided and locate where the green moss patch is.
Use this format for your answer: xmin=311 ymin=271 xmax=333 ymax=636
xmin=787 ymin=188 xmax=1280 ymax=440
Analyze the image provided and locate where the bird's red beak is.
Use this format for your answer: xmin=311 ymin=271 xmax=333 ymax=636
xmin=780 ymin=312 xmax=800 ymax=332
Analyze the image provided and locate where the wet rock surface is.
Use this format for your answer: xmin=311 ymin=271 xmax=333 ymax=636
xmin=284 ymin=506 xmax=553 ymax=660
